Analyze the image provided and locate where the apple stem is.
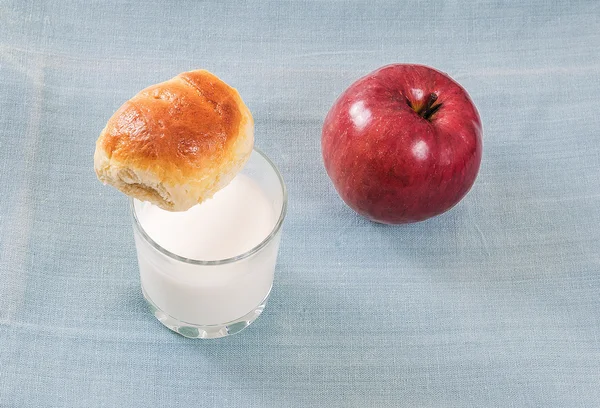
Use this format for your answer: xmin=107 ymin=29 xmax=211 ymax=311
xmin=419 ymin=93 xmax=443 ymax=120
xmin=425 ymin=93 xmax=438 ymax=108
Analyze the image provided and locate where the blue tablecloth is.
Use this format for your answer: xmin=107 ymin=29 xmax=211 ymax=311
xmin=1 ymin=1 xmax=599 ymax=406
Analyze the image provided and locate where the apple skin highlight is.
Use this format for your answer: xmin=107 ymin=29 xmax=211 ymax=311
xmin=322 ymin=64 xmax=483 ymax=224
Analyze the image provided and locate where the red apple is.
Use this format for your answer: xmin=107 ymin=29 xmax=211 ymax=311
xmin=321 ymin=64 xmax=483 ymax=224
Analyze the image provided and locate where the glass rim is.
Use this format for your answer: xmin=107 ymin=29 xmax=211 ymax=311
xmin=130 ymin=148 xmax=287 ymax=266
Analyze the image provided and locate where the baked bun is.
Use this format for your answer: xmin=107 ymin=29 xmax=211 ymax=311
xmin=94 ymin=70 xmax=254 ymax=211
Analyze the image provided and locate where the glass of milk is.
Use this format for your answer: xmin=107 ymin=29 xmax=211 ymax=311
xmin=130 ymin=149 xmax=287 ymax=339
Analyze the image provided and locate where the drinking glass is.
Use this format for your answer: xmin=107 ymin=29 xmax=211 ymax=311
xmin=130 ymin=149 xmax=287 ymax=339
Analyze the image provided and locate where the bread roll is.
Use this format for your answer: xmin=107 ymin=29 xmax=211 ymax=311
xmin=94 ymin=70 xmax=254 ymax=211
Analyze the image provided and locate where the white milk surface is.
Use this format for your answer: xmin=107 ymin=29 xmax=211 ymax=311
xmin=140 ymin=174 xmax=275 ymax=261
xmin=134 ymin=174 xmax=280 ymax=325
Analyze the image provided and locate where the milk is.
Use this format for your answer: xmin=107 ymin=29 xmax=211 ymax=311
xmin=132 ymin=173 xmax=282 ymax=330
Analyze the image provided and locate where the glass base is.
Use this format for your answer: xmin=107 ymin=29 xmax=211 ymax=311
xmin=142 ymin=287 xmax=270 ymax=339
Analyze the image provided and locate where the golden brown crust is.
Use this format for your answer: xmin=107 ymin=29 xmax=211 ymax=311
xmin=94 ymin=70 xmax=254 ymax=211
